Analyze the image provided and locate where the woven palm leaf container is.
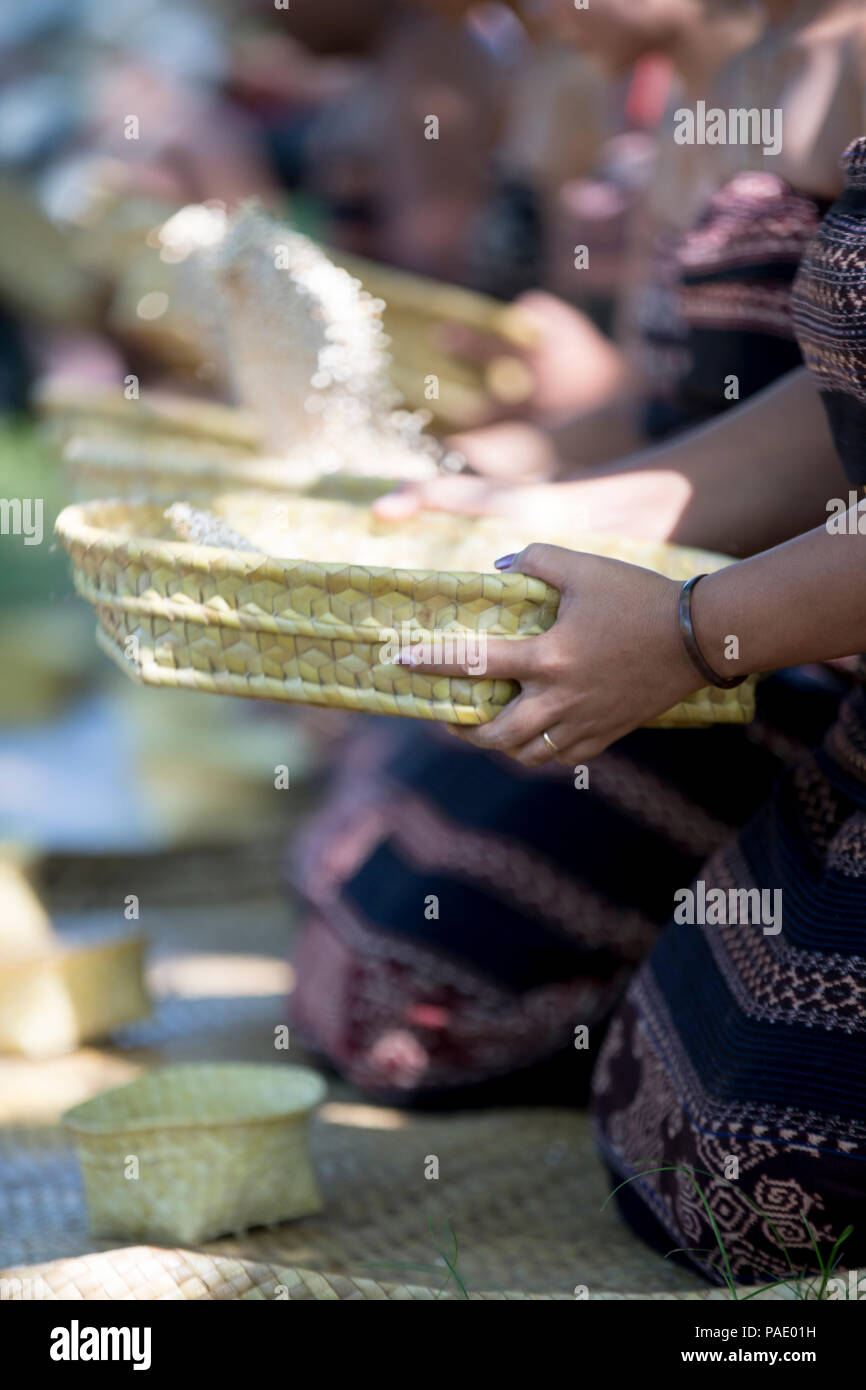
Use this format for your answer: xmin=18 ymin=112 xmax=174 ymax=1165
xmin=36 ymin=381 xmax=263 ymax=453
xmin=39 ymin=378 xmax=437 ymax=501
xmin=0 ymin=933 xmax=149 ymax=1058
xmin=337 ymin=250 xmax=539 ymax=429
xmin=56 ymin=426 xmax=434 ymax=502
xmin=62 ymin=1064 xmax=327 ymax=1244
xmin=60 ymin=435 xmax=301 ymax=503
xmin=55 ymin=495 xmax=755 ymax=728
xmin=59 ymin=186 xmax=538 ymax=429
xmin=36 ymin=381 xmax=272 ymax=501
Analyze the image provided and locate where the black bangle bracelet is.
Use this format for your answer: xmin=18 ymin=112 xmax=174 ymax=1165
xmin=678 ymin=574 xmax=748 ymax=690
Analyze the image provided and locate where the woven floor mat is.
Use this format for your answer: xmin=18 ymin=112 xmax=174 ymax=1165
xmin=0 ymin=867 xmax=717 ymax=1299
xmin=0 ymin=1101 xmax=709 ymax=1295
xmin=0 ymin=1244 xmax=797 ymax=1301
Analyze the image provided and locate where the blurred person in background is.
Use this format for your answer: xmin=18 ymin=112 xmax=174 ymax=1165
xmin=273 ymin=0 xmax=634 ymax=294
xmin=390 ymin=126 xmax=866 ymax=1285
xmin=428 ymin=0 xmax=866 ymax=478
xmin=0 ymin=0 xmax=280 ymax=402
xmin=401 ymin=0 xmax=766 ymax=472
xmin=287 ymin=0 xmax=866 ymax=1115
xmin=292 ymin=0 xmax=524 ymax=280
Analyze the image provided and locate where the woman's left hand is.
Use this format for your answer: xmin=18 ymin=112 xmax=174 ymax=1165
xmin=396 ymin=543 xmax=704 ymax=766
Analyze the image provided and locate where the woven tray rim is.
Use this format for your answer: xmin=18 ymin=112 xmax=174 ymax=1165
xmin=333 ymin=248 xmax=539 ymax=345
xmin=55 ymin=500 xmax=755 ymax=726
xmin=37 ymin=382 xmax=262 ymax=448
xmin=62 ymin=1063 xmax=327 ymax=1136
xmin=56 ymin=499 xmax=559 ymax=614
xmin=62 ymin=447 xmax=426 ymax=503
xmin=62 ymin=449 xmax=309 ymax=500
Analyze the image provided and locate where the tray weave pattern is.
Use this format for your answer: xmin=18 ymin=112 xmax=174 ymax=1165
xmin=56 ymin=500 xmax=756 ymax=728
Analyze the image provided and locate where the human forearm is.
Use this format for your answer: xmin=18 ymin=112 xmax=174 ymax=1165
xmin=396 ymin=507 xmax=865 ymax=772
xmin=558 ymin=368 xmax=845 ymax=554
xmin=549 ymin=393 xmax=645 ymax=470
xmin=374 ymin=367 xmax=847 ymax=544
xmin=686 ymin=505 xmax=866 ymax=680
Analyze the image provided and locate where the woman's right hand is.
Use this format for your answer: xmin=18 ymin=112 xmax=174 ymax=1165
xmin=371 ymin=465 xmax=688 ymax=542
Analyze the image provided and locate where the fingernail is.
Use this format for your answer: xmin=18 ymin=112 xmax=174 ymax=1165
xmin=494 ymin=553 xmax=516 ymax=571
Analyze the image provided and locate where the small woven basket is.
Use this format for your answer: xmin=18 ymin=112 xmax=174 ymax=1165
xmin=55 ymin=497 xmax=756 ymax=728
xmin=0 ymin=933 xmax=149 ymax=1058
xmin=62 ymin=1064 xmax=327 ymax=1244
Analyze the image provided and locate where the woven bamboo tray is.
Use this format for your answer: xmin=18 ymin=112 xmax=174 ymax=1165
xmin=62 ymin=1064 xmax=326 ymax=1245
xmin=56 ymin=435 xmax=413 ymax=505
xmin=0 ymin=933 xmax=149 ymax=1058
xmin=60 ymin=435 xmax=307 ymax=503
xmin=55 ymin=496 xmax=755 ymax=728
xmin=36 ymin=381 xmax=262 ymax=453
xmin=59 ymin=431 xmax=435 ymax=502
xmin=337 ymin=250 xmax=538 ymax=428
xmin=40 ymin=383 xmax=437 ymax=500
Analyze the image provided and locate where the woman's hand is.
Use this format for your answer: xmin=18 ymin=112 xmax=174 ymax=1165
xmin=372 ymin=472 xmax=555 ymax=523
xmin=438 ymin=290 xmax=626 ymax=424
xmin=444 ymin=421 xmax=560 ymax=482
xmin=372 ymin=469 xmax=685 ymax=543
xmin=396 ymin=543 xmax=703 ymax=766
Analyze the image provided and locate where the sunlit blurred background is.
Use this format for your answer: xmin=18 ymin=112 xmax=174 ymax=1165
xmin=0 ymin=0 xmax=698 ymax=1280
xmin=0 ymin=1 xmax=669 ymax=1036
